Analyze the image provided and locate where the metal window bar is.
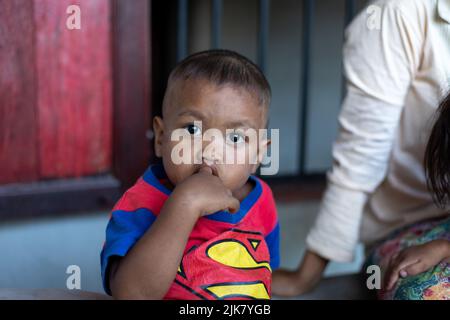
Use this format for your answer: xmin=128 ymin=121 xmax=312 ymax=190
xmin=211 ymin=0 xmax=222 ymax=48
xmin=345 ymin=0 xmax=357 ymax=27
xmin=298 ymin=0 xmax=314 ymax=176
xmin=177 ymin=0 xmax=188 ymax=61
xmin=298 ymin=0 xmax=357 ymax=177
xmin=340 ymin=0 xmax=357 ymax=111
xmin=257 ymin=0 xmax=270 ymax=74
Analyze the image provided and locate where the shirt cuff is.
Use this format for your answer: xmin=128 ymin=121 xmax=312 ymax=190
xmin=306 ymin=180 xmax=368 ymax=263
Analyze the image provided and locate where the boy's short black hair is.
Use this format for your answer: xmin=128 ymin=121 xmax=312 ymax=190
xmin=165 ymin=49 xmax=271 ymax=108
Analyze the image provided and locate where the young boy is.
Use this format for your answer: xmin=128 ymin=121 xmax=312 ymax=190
xmin=100 ymin=49 xmax=280 ymax=300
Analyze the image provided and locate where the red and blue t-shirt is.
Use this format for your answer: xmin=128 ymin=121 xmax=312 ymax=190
xmin=101 ymin=164 xmax=280 ymax=299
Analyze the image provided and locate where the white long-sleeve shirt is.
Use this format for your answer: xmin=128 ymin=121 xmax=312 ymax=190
xmin=306 ymin=0 xmax=450 ymax=262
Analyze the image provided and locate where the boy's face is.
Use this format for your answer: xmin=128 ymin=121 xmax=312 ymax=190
xmin=153 ymin=78 xmax=269 ymax=193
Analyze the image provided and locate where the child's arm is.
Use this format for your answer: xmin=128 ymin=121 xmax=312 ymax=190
xmin=109 ymin=167 xmax=240 ymax=299
xmin=384 ymin=239 xmax=450 ymax=290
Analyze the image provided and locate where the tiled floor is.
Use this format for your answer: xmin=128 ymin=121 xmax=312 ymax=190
xmin=277 ymin=200 xmax=365 ymax=277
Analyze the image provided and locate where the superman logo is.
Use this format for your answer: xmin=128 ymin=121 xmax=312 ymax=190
xmin=167 ymin=229 xmax=272 ymax=300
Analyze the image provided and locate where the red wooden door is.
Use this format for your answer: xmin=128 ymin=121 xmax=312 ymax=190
xmin=0 ymin=0 xmax=112 ymax=184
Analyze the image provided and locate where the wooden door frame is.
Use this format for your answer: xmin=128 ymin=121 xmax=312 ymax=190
xmin=0 ymin=0 xmax=153 ymax=222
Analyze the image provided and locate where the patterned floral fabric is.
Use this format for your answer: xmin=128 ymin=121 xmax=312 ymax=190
xmin=365 ymin=216 xmax=450 ymax=300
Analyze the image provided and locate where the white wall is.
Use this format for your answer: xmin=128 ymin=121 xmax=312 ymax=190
xmin=0 ymin=212 xmax=108 ymax=292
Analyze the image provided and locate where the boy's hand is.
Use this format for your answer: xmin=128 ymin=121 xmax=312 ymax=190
xmin=110 ymin=166 xmax=240 ymax=299
xmin=172 ymin=166 xmax=240 ymax=217
xmin=384 ymin=239 xmax=450 ymax=291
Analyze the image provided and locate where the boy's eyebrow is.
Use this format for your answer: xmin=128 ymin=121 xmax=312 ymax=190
xmin=225 ymin=120 xmax=258 ymax=129
xmin=177 ymin=109 xmax=260 ymax=129
xmin=177 ymin=110 xmax=206 ymax=120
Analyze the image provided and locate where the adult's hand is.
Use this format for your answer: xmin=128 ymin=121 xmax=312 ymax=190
xmin=272 ymin=250 xmax=328 ymax=297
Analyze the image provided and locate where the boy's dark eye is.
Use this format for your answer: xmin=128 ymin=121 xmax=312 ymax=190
xmin=227 ymin=132 xmax=245 ymax=144
xmin=184 ymin=124 xmax=201 ymax=136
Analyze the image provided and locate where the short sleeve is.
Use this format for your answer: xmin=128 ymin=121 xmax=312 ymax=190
xmin=100 ymin=207 xmax=156 ymax=295
xmin=265 ymin=222 xmax=280 ymax=270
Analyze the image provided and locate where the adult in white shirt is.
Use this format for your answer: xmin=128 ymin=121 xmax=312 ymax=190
xmin=273 ymin=0 xmax=450 ymax=299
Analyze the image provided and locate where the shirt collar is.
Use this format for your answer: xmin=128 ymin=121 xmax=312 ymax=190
xmin=142 ymin=164 xmax=262 ymax=224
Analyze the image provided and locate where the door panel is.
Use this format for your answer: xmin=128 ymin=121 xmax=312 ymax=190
xmin=0 ymin=0 xmax=113 ymax=184
xmin=0 ymin=0 xmax=39 ymax=184
xmin=35 ymin=0 xmax=112 ymax=178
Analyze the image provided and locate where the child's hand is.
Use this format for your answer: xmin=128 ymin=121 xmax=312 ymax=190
xmin=384 ymin=239 xmax=450 ymax=290
xmin=172 ymin=166 xmax=240 ymax=217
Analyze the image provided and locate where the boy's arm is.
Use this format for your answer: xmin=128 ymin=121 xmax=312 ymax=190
xmin=109 ymin=195 xmax=202 ymax=299
xmin=109 ymin=167 xmax=240 ymax=299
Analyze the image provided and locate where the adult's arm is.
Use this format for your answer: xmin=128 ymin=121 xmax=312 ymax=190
xmin=306 ymin=0 xmax=424 ymax=262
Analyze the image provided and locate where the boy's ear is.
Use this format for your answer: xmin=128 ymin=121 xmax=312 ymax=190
xmin=251 ymin=139 xmax=271 ymax=174
xmin=153 ymin=116 xmax=165 ymax=158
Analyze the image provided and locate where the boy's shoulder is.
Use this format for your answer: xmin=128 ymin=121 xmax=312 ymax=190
xmin=240 ymin=175 xmax=278 ymax=235
xmin=252 ymin=176 xmax=276 ymax=210
xmin=112 ymin=175 xmax=168 ymax=215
